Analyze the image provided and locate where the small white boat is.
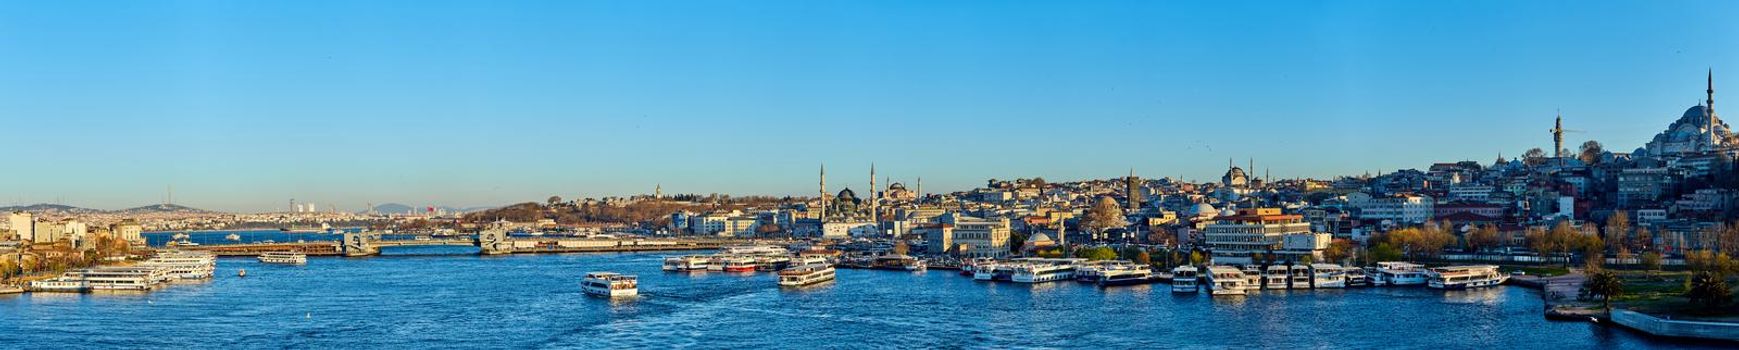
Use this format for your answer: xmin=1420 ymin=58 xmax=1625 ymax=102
xmin=225 ymin=233 xmax=242 ymax=241
xmin=1374 ymin=262 xmax=1428 ymax=286
xmin=237 ymin=269 xmax=247 ymax=278
xmin=1171 ymin=266 xmax=1200 ymax=293
xmin=582 ymin=272 xmax=638 ymax=298
xmin=777 ymin=263 xmax=836 ymax=287
xmin=1426 ymin=265 xmax=1508 ymax=290
xmin=663 ymin=255 xmax=712 ymax=271
xmin=1206 ymin=265 xmax=1249 ymax=296
xmin=258 ymin=251 xmax=307 ymax=265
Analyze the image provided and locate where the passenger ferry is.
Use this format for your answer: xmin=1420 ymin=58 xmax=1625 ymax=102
xmin=972 ymin=262 xmax=1003 ymax=281
xmin=258 ymin=251 xmax=308 ymax=265
xmin=869 ymin=255 xmax=926 ymax=271
xmin=754 ymin=256 xmax=794 ymax=271
xmin=142 ymin=250 xmax=217 ymax=280
xmin=1170 ymin=266 xmax=1200 ymax=293
xmin=1374 ymin=262 xmax=1428 ymax=286
xmin=662 ymin=255 xmax=712 ymax=271
xmin=1310 ymin=264 xmax=1348 ymax=288
xmin=35 ymin=266 xmax=173 ymax=292
xmin=1344 ymin=267 xmax=1371 ymax=287
xmin=962 ymin=258 xmax=996 ymax=276
xmin=581 ymin=272 xmax=638 ymax=298
xmin=28 ymin=277 xmax=88 ymax=293
xmin=1098 ymin=267 xmax=1153 ymax=287
xmin=1289 ymin=265 xmax=1313 ymax=289
xmin=1075 ymin=260 xmax=1138 ymax=283
xmin=1205 ymin=265 xmax=1250 ymax=296
xmin=1011 ymin=259 xmax=1083 ymax=283
xmin=720 ymin=245 xmax=788 ymax=256
xmin=1426 ymin=265 xmax=1508 ymax=290
xmin=777 ymin=263 xmax=837 ymax=287
xmin=1241 ymin=266 xmax=1263 ymax=290
xmin=720 ymin=256 xmax=759 ymax=272
xmin=1262 ymin=265 xmax=1291 ymax=290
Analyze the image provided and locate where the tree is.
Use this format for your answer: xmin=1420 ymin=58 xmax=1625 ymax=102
xmin=1686 ymin=272 xmax=1733 ymax=308
xmin=1075 ymin=246 xmax=1118 ymax=261
xmin=1635 ymin=227 xmax=1654 ymax=253
xmin=1009 ymin=231 xmax=1029 ymax=254
xmin=1189 ymin=251 xmax=1206 ymax=266
xmin=1079 ymin=196 xmax=1127 ymax=238
xmin=1466 ymin=224 xmax=1503 ymax=252
xmin=1369 ymin=243 xmax=1403 ymax=262
xmin=1585 ymin=269 xmax=1623 ymax=309
xmin=1578 ymin=140 xmax=1605 ymax=165
xmin=1605 ymin=211 xmax=1631 ymax=254
xmin=1133 ymin=251 xmax=1153 ymax=265
xmin=547 ymin=196 xmax=563 ymax=206
xmin=1323 ymin=239 xmax=1356 ymax=264
xmin=892 ymin=241 xmax=909 ymax=256
xmin=1522 ymin=148 xmax=1548 ymax=166
xmin=1640 ymin=251 xmax=1663 ymax=273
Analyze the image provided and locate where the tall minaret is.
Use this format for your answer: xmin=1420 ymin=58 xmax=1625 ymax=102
xmin=819 ymin=164 xmax=828 ymax=221
xmin=869 ymin=163 xmax=879 ymax=232
xmin=916 ymin=177 xmax=923 ymax=205
xmin=1709 ymin=68 xmax=1718 ymax=140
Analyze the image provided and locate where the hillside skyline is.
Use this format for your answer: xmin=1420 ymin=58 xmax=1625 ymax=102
xmin=3 ymin=1 xmax=1736 ymax=212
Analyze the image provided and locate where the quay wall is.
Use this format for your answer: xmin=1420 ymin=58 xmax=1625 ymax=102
xmin=1611 ymin=309 xmax=1739 ymax=342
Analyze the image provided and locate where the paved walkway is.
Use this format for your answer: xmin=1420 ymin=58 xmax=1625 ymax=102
xmin=1510 ymin=268 xmax=1586 ymax=306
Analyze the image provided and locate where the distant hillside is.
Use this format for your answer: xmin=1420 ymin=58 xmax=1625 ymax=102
xmin=364 ymin=203 xmax=492 ymax=215
xmin=0 ymin=204 xmax=104 ymax=214
xmin=115 ymin=204 xmax=218 ymax=214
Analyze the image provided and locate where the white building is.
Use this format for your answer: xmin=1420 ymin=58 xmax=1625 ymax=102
xmin=1202 ymin=208 xmax=1322 ymax=265
xmin=8 ymin=212 xmax=34 ymax=242
xmin=1352 ymin=193 xmax=1434 ymax=224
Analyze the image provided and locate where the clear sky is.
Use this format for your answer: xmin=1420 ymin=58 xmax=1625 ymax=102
xmin=2 ymin=1 xmax=1737 ymax=212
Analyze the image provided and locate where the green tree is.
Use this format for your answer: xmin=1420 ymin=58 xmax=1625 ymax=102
xmin=1188 ymin=251 xmax=1205 ymax=266
xmin=1075 ymin=246 xmax=1119 ymax=261
xmin=1640 ymin=251 xmax=1663 ymax=274
xmin=1686 ymin=272 xmax=1733 ymax=308
xmin=1369 ymin=243 xmax=1403 ymax=262
xmin=1584 ymin=269 xmax=1623 ymax=309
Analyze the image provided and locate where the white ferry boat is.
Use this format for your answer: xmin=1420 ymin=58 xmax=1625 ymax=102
xmin=1170 ymin=266 xmax=1200 ymax=293
xmin=142 ymin=250 xmax=217 ymax=280
xmin=1076 ymin=260 xmax=1139 ymax=283
xmin=1205 ymin=265 xmax=1249 ymax=296
xmin=1011 ymin=259 xmax=1082 ymax=283
xmin=1374 ymin=262 xmax=1428 ymax=286
xmin=1290 ymin=265 xmax=1314 ymax=289
xmin=28 ymin=277 xmax=88 ymax=293
xmin=581 ymin=272 xmax=638 ymax=298
xmin=1310 ymin=264 xmax=1348 ymax=288
xmin=258 ymin=251 xmax=308 ymax=265
xmin=663 ymin=255 xmax=712 ymax=271
xmin=973 ymin=262 xmax=1002 ymax=281
xmin=1262 ymin=265 xmax=1291 ymax=290
xmin=754 ymin=255 xmax=794 ymax=271
xmin=1098 ymin=267 xmax=1152 ymax=287
xmin=870 ymin=255 xmax=926 ymax=271
xmin=47 ymin=266 xmax=172 ymax=292
xmin=777 ymin=263 xmax=836 ymax=287
xmin=720 ymin=256 xmax=759 ymax=272
xmin=1241 ymin=266 xmax=1263 ymax=290
xmin=1426 ymin=265 xmax=1508 ymax=290
xmin=1345 ymin=267 xmax=1371 ymax=287
xmin=720 ymin=245 xmax=788 ymax=256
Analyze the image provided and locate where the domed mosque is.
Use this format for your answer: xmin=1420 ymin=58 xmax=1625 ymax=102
xmin=1642 ymin=70 xmax=1734 ymax=157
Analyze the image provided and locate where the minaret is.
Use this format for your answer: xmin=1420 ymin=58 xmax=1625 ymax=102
xmin=819 ymin=164 xmax=828 ymax=221
xmin=916 ymin=177 xmax=923 ymax=205
xmin=869 ymin=163 xmax=878 ymax=232
xmin=654 ymin=183 xmax=662 ymax=199
xmin=1709 ymin=68 xmax=1719 ymax=140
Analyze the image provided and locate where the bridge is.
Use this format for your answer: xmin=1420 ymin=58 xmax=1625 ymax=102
xmin=185 ymin=228 xmax=735 ymax=257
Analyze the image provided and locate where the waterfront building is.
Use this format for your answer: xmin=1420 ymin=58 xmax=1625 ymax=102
xmin=918 ymin=213 xmax=1012 ymax=258
xmin=113 ymin=219 xmax=143 ymax=244
xmin=8 ymin=212 xmax=35 ymax=243
xmin=1202 ymin=208 xmax=1321 ymax=265
xmin=1351 ymin=193 xmax=1434 ymax=224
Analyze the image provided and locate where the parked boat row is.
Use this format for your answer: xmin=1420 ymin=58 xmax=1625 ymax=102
xmin=30 ymin=250 xmax=217 ymax=293
xmin=258 ymin=251 xmax=308 ymax=265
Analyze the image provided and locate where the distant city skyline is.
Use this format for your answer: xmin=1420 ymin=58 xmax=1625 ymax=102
xmin=2 ymin=1 xmax=1737 ymax=212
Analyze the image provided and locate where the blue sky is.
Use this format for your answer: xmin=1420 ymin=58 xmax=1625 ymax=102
xmin=1 ymin=1 xmax=1736 ymax=212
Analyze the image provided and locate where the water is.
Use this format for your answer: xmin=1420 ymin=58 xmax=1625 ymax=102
xmin=143 ymin=230 xmax=348 ymax=247
xmin=0 ymin=245 xmax=1725 ymax=349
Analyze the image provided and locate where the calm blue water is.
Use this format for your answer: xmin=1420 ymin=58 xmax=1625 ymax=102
xmin=143 ymin=230 xmax=350 ymax=247
xmin=0 ymin=244 xmax=1726 ymax=349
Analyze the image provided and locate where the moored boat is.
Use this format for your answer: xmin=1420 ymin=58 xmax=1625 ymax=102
xmin=1206 ymin=265 xmax=1249 ymax=296
xmin=720 ymin=256 xmax=758 ymax=272
xmin=663 ymin=255 xmax=711 ymax=271
xmin=1374 ymin=262 xmax=1428 ymax=286
xmin=870 ymin=255 xmax=926 ymax=271
xmin=1171 ymin=265 xmax=1201 ymax=293
xmin=1097 ymin=267 xmax=1153 ymax=287
xmin=1310 ymin=264 xmax=1348 ymax=288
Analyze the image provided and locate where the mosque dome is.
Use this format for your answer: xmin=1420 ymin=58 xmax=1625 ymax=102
xmin=1188 ymin=203 xmax=1218 ymax=217
xmin=836 ymin=188 xmax=858 ymax=202
xmin=889 ymin=182 xmax=907 ymax=191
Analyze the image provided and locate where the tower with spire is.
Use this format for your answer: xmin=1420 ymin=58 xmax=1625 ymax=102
xmin=1552 ymin=110 xmax=1565 ymax=159
xmin=1710 ymin=68 xmax=1719 ymax=141
xmin=1124 ymin=168 xmax=1142 ymax=210
xmin=819 ymin=164 xmax=828 ymax=222
xmin=869 ymin=163 xmax=879 ymax=234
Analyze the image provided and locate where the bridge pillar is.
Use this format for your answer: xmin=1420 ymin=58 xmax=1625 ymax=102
xmin=477 ymin=226 xmax=513 ymax=255
xmin=341 ymin=232 xmax=379 ymax=257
